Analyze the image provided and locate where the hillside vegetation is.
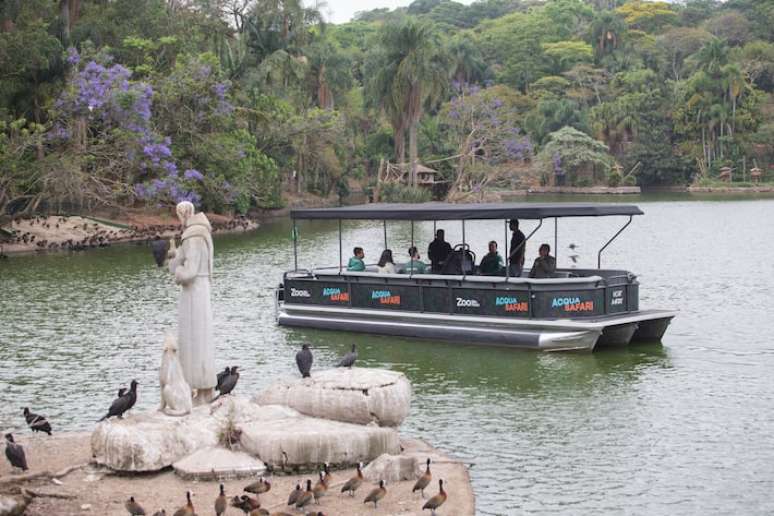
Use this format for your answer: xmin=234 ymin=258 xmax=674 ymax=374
xmin=1 ymin=0 xmax=773 ymax=215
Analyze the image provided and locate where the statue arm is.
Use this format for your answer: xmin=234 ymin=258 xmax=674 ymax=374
xmin=173 ymin=239 xmax=202 ymax=285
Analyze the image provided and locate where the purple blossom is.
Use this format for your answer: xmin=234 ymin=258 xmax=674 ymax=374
xmin=184 ymin=169 xmax=204 ymax=182
xmin=66 ymin=47 xmax=80 ymax=65
xmin=553 ymin=153 xmax=564 ymax=176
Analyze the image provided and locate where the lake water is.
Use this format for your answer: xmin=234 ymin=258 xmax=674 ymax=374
xmin=2 ymin=196 xmax=774 ymax=514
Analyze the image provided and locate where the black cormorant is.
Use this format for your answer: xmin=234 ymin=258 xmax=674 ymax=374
xmin=296 ymin=344 xmax=313 ymax=378
xmin=336 ymin=344 xmax=358 ymax=368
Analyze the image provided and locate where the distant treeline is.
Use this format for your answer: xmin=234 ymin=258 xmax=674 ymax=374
xmin=1 ymin=0 xmax=773 ymax=215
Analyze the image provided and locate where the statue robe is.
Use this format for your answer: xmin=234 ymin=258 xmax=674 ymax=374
xmin=169 ymin=213 xmax=216 ymax=390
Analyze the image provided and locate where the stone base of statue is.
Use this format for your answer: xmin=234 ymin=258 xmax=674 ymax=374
xmin=91 ymin=368 xmax=411 ymax=475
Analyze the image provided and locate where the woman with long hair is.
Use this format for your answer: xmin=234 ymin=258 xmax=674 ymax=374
xmin=377 ymin=249 xmax=396 ymax=274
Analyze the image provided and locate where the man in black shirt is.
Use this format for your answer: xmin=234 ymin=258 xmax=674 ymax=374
xmin=427 ymin=229 xmax=452 ymax=273
xmin=508 ymin=219 xmax=526 ymax=277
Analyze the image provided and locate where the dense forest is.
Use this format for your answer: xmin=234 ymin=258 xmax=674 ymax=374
xmin=1 ymin=0 xmax=773 ymax=215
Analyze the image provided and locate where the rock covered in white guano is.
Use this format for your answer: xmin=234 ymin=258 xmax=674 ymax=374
xmin=253 ymin=367 xmax=412 ymax=427
xmin=173 ymin=446 xmax=266 ymax=480
xmin=0 ymin=493 xmax=31 ymax=516
xmin=239 ymin=408 xmax=400 ymax=469
xmin=362 ymin=453 xmax=418 ymax=483
xmin=91 ymin=397 xmax=399 ymax=472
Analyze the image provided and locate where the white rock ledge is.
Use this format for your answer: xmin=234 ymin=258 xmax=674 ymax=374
xmin=254 ymin=367 xmax=412 ymax=427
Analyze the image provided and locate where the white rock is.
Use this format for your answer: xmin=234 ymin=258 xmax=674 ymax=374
xmin=173 ymin=446 xmax=266 ymax=480
xmin=362 ymin=453 xmax=418 ymax=483
xmin=254 ymin=367 xmax=412 ymax=427
xmin=0 ymin=494 xmax=30 ymax=516
xmin=91 ymin=397 xmax=400 ymax=472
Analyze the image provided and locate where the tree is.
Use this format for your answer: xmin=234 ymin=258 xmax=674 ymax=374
xmin=448 ymin=36 xmax=488 ymax=84
xmin=536 ymin=126 xmax=613 ymax=186
xmin=367 ymin=18 xmax=449 ymax=186
xmin=525 ymin=98 xmax=589 ymax=146
xmin=541 ymin=40 xmax=593 ymax=73
xmin=615 ymin=1 xmax=678 ymax=33
xmin=589 ymin=11 xmax=627 ymax=61
xmin=656 ymin=27 xmax=712 ymax=81
xmin=703 ymin=10 xmax=752 ymax=47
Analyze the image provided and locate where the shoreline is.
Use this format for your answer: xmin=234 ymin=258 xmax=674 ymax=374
xmin=0 ymin=432 xmax=475 ymax=515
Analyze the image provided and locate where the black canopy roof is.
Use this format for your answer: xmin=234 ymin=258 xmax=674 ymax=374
xmin=291 ymin=202 xmax=643 ymax=221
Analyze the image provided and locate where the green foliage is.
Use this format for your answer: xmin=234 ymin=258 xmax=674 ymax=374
xmin=537 ymin=126 xmax=613 ymax=186
xmin=379 ymin=183 xmax=432 ymax=203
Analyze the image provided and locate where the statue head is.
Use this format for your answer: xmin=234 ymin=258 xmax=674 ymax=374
xmin=176 ymin=201 xmax=195 ymax=226
xmin=163 ymin=333 xmax=179 ymax=353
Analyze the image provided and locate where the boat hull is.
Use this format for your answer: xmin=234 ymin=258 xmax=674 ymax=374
xmin=277 ymin=303 xmax=676 ymax=352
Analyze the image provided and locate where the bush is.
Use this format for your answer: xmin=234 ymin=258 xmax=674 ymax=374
xmin=379 ymin=183 xmax=432 ymax=203
xmin=607 ymin=169 xmax=622 ymax=187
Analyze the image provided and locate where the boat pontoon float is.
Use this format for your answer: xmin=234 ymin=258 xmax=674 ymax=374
xmin=276 ymin=202 xmax=676 ymax=351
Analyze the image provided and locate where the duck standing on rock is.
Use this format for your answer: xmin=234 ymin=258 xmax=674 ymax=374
xmin=99 ymin=380 xmax=138 ymax=421
xmin=336 ymin=344 xmax=358 ymax=368
xmin=413 ymin=458 xmax=432 ymax=498
xmin=296 ymin=344 xmax=313 ymax=378
xmin=215 ymin=484 xmax=227 ymax=516
xmin=4 ymin=434 xmax=28 ymax=471
xmin=125 ymin=496 xmax=146 ymax=515
xmin=245 ymin=476 xmax=271 ymax=495
xmin=23 ymin=407 xmax=52 ymax=435
xmin=340 ymin=462 xmax=363 ymax=496
xmin=295 ymin=479 xmax=314 ymax=510
xmin=172 ymin=491 xmax=194 ymax=516
xmin=364 ymin=480 xmax=386 ymax=508
xmin=214 ymin=366 xmax=239 ymax=400
xmin=422 ymin=479 xmax=447 ymax=515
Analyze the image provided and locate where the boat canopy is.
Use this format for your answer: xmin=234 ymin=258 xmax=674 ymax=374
xmin=291 ymin=202 xmax=644 ymax=221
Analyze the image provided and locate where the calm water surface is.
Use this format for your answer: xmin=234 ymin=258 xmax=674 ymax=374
xmin=2 ymin=197 xmax=774 ymax=515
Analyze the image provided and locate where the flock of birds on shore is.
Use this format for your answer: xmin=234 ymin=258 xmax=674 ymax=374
xmin=3 ymin=342 xmax=449 ymax=514
xmin=0 ymin=215 xmax=252 ymax=253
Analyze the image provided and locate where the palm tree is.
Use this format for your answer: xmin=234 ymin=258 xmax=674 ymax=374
xmin=369 ymin=19 xmax=449 ymax=186
xmin=448 ymin=37 xmax=488 ymax=85
xmin=589 ymin=11 xmax=626 ymax=61
xmin=693 ymin=38 xmax=729 ymax=76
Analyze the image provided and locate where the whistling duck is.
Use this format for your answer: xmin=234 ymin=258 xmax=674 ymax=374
xmin=322 ymin=462 xmax=332 ymax=485
xmin=296 ymin=344 xmax=313 ymax=378
xmin=287 ymin=483 xmax=302 ymax=506
xmin=340 ymin=462 xmax=364 ymax=496
xmin=23 ymin=407 xmax=52 ymax=435
xmin=312 ymin=470 xmax=328 ymax=503
xmin=422 ymin=479 xmax=447 ymax=515
xmin=244 ymin=476 xmax=271 ymax=494
xmin=295 ymin=479 xmax=314 ymax=510
xmin=125 ymin=496 xmax=146 ymax=515
xmin=172 ymin=490 xmax=194 ymax=516
xmin=336 ymin=344 xmax=357 ymax=367
xmin=215 ymin=483 xmax=227 ymax=516
xmin=413 ymin=458 xmax=432 ymax=498
xmin=363 ymin=480 xmax=386 ymax=508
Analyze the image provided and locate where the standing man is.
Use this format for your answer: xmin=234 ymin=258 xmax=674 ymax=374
xmin=508 ymin=219 xmax=526 ymax=277
xmin=427 ymin=229 xmax=452 ymax=273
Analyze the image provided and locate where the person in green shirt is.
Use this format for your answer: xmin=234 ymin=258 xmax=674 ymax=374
xmin=347 ymin=247 xmax=365 ymax=271
xmin=398 ymin=246 xmax=427 ymax=274
xmin=479 ymin=240 xmax=504 ymax=275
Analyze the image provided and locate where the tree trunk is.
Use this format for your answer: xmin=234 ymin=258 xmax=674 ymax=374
xmin=59 ymin=0 xmax=70 ymax=43
xmin=409 ymin=122 xmax=418 ymax=188
xmin=394 ymin=124 xmax=405 ymax=166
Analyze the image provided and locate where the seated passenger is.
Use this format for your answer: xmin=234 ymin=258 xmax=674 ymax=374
xmin=478 ymin=241 xmax=504 ymax=276
xmin=427 ymin=229 xmax=452 ymax=273
xmin=377 ymin=249 xmax=396 ymax=274
xmin=528 ymin=243 xmax=557 ymax=278
xmin=347 ymin=246 xmax=366 ymax=271
xmin=398 ymin=246 xmax=427 ymax=274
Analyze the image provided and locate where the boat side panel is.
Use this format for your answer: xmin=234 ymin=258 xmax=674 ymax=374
xmin=632 ymin=316 xmax=672 ymax=341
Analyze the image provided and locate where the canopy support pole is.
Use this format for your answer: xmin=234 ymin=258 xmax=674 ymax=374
xmin=292 ymin=219 xmax=298 ymax=272
xmin=462 ymin=219 xmax=466 ymax=279
xmin=504 ymin=219 xmax=509 ymax=279
xmin=598 ymin=215 xmax=633 ymax=269
xmin=383 ymin=220 xmax=387 ymax=249
xmin=554 ymin=217 xmax=558 ymax=263
xmin=410 ymin=220 xmax=415 ymax=276
xmin=338 ymin=219 xmax=343 ymax=274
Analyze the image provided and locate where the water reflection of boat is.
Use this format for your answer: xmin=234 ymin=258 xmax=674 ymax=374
xmin=276 ymin=203 xmax=677 ymax=352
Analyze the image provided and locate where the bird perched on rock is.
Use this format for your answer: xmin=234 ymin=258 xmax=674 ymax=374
xmin=172 ymin=491 xmax=194 ymax=516
xmin=413 ymin=458 xmax=432 ymax=498
xmin=341 ymin=462 xmax=363 ymax=496
xmin=215 ymin=366 xmax=240 ymax=400
xmin=244 ymin=476 xmax=271 ymax=495
xmin=296 ymin=344 xmax=313 ymax=378
xmin=295 ymin=480 xmax=314 ymax=510
xmin=422 ymin=479 xmax=447 ymax=515
xmin=4 ymin=434 xmax=28 ymax=471
xmin=150 ymin=237 xmax=170 ymax=267
xmin=336 ymin=344 xmax=357 ymax=368
xmin=364 ymin=480 xmax=386 ymax=508
xmin=23 ymin=407 xmax=52 ymax=435
xmin=216 ymin=366 xmax=230 ymax=391
xmin=125 ymin=496 xmax=146 ymax=515
xmin=215 ymin=484 xmax=227 ymax=516
xmin=312 ymin=470 xmax=328 ymax=503
xmin=287 ymin=483 xmax=302 ymax=507
xmin=99 ymin=380 xmax=138 ymax=421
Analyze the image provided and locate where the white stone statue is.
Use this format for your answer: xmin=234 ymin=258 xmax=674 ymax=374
xmin=168 ymin=201 xmax=216 ymax=405
xmin=159 ymin=333 xmax=193 ymax=416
